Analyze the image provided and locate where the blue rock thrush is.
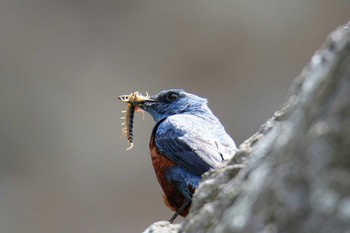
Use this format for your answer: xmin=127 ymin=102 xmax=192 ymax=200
xmin=123 ymin=89 xmax=237 ymax=222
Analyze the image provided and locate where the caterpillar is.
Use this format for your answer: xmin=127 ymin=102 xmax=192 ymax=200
xmin=118 ymin=92 xmax=149 ymax=150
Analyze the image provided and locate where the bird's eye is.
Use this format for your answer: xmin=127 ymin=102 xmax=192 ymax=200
xmin=167 ymin=92 xmax=179 ymax=102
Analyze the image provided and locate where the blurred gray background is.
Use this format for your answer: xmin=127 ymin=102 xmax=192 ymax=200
xmin=0 ymin=1 xmax=349 ymax=232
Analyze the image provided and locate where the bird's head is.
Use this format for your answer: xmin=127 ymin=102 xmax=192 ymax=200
xmin=135 ymin=89 xmax=209 ymax=122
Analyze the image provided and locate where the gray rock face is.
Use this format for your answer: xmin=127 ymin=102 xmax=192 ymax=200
xmin=142 ymin=221 xmax=181 ymax=233
xmin=143 ymin=21 xmax=350 ymax=233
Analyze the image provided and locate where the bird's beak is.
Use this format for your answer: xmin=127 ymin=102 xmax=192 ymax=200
xmin=118 ymin=91 xmax=156 ymax=106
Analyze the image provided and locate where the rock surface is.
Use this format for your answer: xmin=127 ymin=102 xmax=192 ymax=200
xmin=142 ymin=221 xmax=181 ymax=233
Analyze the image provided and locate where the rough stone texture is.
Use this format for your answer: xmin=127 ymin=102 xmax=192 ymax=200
xmin=143 ymin=21 xmax=350 ymax=233
xmin=142 ymin=221 xmax=181 ymax=233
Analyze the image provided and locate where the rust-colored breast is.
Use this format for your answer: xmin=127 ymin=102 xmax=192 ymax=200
xmin=149 ymin=134 xmax=191 ymax=216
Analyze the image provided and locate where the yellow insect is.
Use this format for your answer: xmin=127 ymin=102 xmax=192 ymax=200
xmin=118 ymin=91 xmax=151 ymax=150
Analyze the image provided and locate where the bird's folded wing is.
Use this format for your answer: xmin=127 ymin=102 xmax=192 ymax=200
xmin=155 ymin=116 xmax=235 ymax=176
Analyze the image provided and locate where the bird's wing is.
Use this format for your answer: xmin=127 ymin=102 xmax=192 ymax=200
xmin=155 ymin=115 xmax=236 ymax=176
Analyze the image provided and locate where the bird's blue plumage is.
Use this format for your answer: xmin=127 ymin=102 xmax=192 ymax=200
xmin=139 ymin=89 xmax=237 ymax=220
xmin=165 ymin=167 xmax=201 ymax=199
xmin=155 ymin=114 xmax=235 ymax=176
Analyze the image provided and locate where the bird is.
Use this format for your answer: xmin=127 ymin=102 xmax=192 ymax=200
xmin=124 ymin=89 xmax=237 ymax=222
